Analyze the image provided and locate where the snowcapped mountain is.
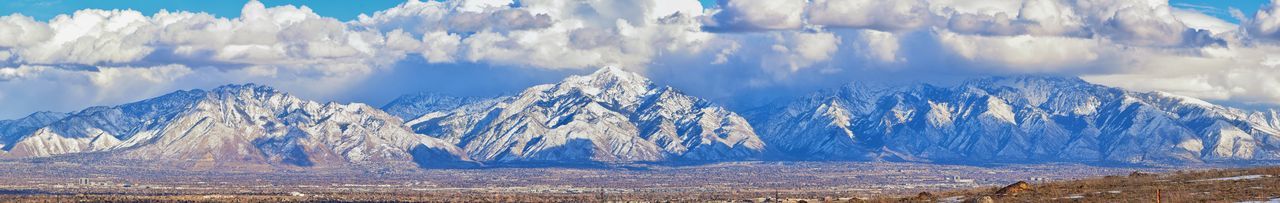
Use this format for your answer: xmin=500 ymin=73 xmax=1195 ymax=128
xmin=750 ymin=76 xmax=1280 ymax=164
xmin=3 ymin=70 xmax=1277 ymax=168
xmin=382 ymin=92 xmax=494 ymax=120
xmin=0 ymin=84 xmax=472 ymax=169
xmin=398 ymin=67 xmax=767 ymax=165
xmin=0 ymin=111 xmax=70 ymax=151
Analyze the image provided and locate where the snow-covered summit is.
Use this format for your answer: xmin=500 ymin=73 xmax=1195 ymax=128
xmin=4 ymin=74 xmax=1278 ymax=168
xmin=401 ymin=67 xmax=767 ymax=164
xmin=751 ymin=75 xmax=1280 ymax=164
xmin=0 ymin=84 xmax=473 ymax=170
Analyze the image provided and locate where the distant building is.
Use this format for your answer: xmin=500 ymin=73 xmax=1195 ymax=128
xmin=77 ymin=177 xmax=123 ymax=187
xmin=947 ymin=176 xmax=976 ymax=183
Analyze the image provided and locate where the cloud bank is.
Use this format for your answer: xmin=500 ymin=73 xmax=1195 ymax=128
xmin=1 ymin=0 xmax=1280 ymax=118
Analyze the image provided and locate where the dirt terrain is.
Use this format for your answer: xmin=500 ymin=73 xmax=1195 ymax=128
xmin=0 ymin=161 xmax=1274 ymax=202
xmin=891 ymin=166 xmax=1280 ymax=203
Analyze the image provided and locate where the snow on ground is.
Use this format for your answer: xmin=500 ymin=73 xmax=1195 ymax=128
xmin=1194 ymin=175 xmax=1273 ymax=182
xmin=1052 ymin=194 xmax=1085 ymax=200
xmin=1237 ymin=197 xmax=1280 ymax=203
xmin=939 ymin=196 xmax=966 ymax=203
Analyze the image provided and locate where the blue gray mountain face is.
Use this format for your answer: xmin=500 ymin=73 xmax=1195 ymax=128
xmin=750 ymin=76 xmax=1280 ymax=164
xmin=0 ymin=111 xmax=70 ymax=151
xmin=382 ymin=92 xmax=494 ymax=120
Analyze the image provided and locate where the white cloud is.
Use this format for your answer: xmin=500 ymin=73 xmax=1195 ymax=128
xmin=354 ymin=0 xmax=717 ymax=69
xmin=0 ymin=14 xmax=51 ymax=48
xmin=762 ymin=31 xmax=841 ymax=73
xmin=0 ymin=0 xmax=396 ymax=69
xmin=650 ymin=0 xmax=705 ymax=19
xmin=458 ymin=0 xmax=514 ymax=12
xmin=20 ymin=9 xmax=155 ymax=65
xmin=0 ymin=63 xmax=378 ymax=117
xmin=1247 ymin=0 xmax=1280 ymax=40
xmin=5 ymin=0 xmax=1280 ymax=117
xmin=419 ymin=31 xmax=462 ymax=63
xmin=0 ymin=65 xmax=199 ymax=113
xmin=850 ymin=30 xmax=903 ymax=63
xmin=934 ymin=29 xmax=1101 ymax=71
xmin=807 ymin=0 xmax=936 ymax=31
xmin=1173 ymin=8 xmax=1237 ymax=34
xmin=704 ymin=0 xmax=806 ymax=31
xmin=1083 ymin=45 xmax=1280 ymax=105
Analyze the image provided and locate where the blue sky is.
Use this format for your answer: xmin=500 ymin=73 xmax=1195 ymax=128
xmin=0 ymin=0 xmax=723 ymax=21
xmin=0 ymin=0 xmax=1262 ymax=22
xmin=0 ymin=0 xmax=408 ymax=21
xmin=2 ymin=0 xmax=1280 ymax=119
xmin=1170 ymin=0 xmax=1268 ymax=23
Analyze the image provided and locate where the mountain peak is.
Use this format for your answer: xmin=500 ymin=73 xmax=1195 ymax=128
xmin=584 ymin=66 xmax=647 ymax=82
xmin=960 ymin=75 xmax=1098 ymax=95
xmin=23 ymin=111 xmax=68 ymax=120
xmin=975 ymin=75 xmax=1088 ymax=86
xmin=401 ymin=67 xmax=766 ymax=164
xmin=211 ymin=83 xmax=279 ymax=94
xmin=556 ymin=67 xmax=653 ymax=97
xmin=201 ymin=83 xmax=295 ymax=103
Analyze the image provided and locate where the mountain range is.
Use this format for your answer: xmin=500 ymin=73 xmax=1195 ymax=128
xmin=1 ymin=67 xmax=1277 ymax=170
xmin=0 ymin=84 xmax=472 ymax=170
xmin=748 ymin=76 xmax=1280 ymax=164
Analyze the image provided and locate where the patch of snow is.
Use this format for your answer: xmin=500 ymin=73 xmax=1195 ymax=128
xmin=202 ymin=195 xmax=234 ymax=199
xmin=982 ymin=97 xmax=1017 ymax=123
xmin=1154 ymin=91 xmax=1215 ymax=107
xmin=1237 ymin=197 xmax=1280 ymax=203
xmin=1194 ymin=175 xmax=1272 ymax=182
xmin=939 ymin=196 xmax=966 ymax=203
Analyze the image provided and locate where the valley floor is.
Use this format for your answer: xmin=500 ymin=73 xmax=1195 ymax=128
xmin=882 ymin=165 xmax=1280 ymax=203
xmin=0 ymin=161 xmax=1267 ymax=202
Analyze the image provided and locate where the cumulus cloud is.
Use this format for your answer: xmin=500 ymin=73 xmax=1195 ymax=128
xmin=934 ymin=29 xmax=1102 ymax=70
xmin=5 ymin=0 xmax=1280 ymax=118
xmin=850 ymin=30 xmax=903 ymax=63
xmin=763 ymin=31 xmax=841 ymax=73
xmin=354 ymin=0 xmax=718 ymax=69
xmin=703 ymin=0 xmax=806 ymax=31
xmin=1247 ymin=0 xmax=1280 ymax=40
xmin=0 ymin=1 xmax=394 ymax=69
xmin=942 ymin=0 xmax=1088 ymax=36
xmin=807 ymin=0 xmax=936 ymax=31
xmin=1078 ymin=44 xmax=1280 ymax=105
xmin=1 ymin=65 xmax=200 ymax=114
xmin=701 ymin=0 xmax=1276 ymax=105
xmin=0 ymin=0 xmax=728 ymax=117
xmin=0 ymin=15 xmax=51 ymax=48
xmin=1172 ymin=8 xmax=1237 ymax=34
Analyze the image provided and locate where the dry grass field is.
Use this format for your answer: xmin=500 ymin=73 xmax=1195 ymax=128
xmin=889 ymin=166 xmax=1280 ymax=203
xmin=0 ymin=162 xmax=1274 ymax=202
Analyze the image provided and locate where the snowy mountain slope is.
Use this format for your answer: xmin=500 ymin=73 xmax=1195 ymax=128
xmin=4 ymin=71 xmax=1278 ymax=168
xmin=0 ymin=84 xmax=473 ymax=169
xmin=0 ymin=112 xmax=69 ymax=151
xmin=751 ymin=76 xmax=1280 ymax=164
xmin=381 ymin=92 xmax=494 ymax=120
xmin=401 ymin=67 xmax=767 ymax=164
